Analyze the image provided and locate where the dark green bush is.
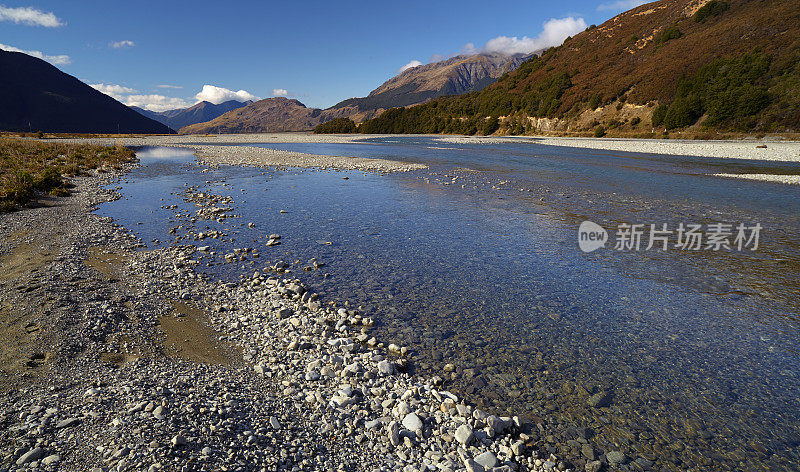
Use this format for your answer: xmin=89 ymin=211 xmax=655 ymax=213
xmin=594 ymin=126 xmax=606 ymax=137
xmin=630 ymin=117 xmax=641 ymax=127
xmin=659 ymin=52 xmax=773 ymax=129
xmin=482 ymin=117 xmax=500 ymax=135
xmin=314 ymin=118 xmax=357 ymax=134
xmin=652 ymin=104 xmax=668 ymax=127
xmin=663 ymin=95 xmax=703 ymax=128
xmin=656 ymin=25 xmax=682 ymax=45
xmin=694 ymin=1 xmax=730 ymax=23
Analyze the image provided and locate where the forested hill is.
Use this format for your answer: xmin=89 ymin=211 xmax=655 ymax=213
xmin=359 ymin=0 xmax=800 ymax=136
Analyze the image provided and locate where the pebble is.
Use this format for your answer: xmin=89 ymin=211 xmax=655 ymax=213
xmin=455 ymin=424 xmax=475 ymax=446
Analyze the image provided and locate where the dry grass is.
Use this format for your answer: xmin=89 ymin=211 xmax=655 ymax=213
xmin=0 ymin=138 xmax=135 ymax=212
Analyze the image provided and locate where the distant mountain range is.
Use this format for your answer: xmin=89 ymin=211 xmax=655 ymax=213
xmin=360 ymin=0 xmax=800 ymax=135
xmin=179 ymin=98 xmax=324 ymax=134
xmin=0 ymin=49 xmax=172 ymax=134
xmin=179 ymin=53 xmax=529 ymax=134
xmin=131 ymin=100 xmax=251 ymax=130
xmin=325 ymin=53 xmax=530 ymax=123
xmin=8 ymin=0 xmax=792 ymax=137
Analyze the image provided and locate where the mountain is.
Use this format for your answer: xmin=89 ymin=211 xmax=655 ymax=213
xmin=179 ymin=98 xmax=322 ymax=134
xmin=360 ymin=0 xmax=800 ymax=135
xmin=180 ymin=53 xmax=528 ymax=134
xmin=329 ymin=53 xmax=531 ymax=122
xmin=0 ymin=50 xmax=173 ymax=134
xmin=131 ymin=100 xmax=250 ymax=130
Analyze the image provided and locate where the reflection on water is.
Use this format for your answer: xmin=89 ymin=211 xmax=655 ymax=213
xmin=100 ymin=142 xmax=800 ymax=471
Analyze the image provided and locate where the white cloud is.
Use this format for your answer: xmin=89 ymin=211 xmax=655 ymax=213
xmin=272 ymin=88 xmax=288 ymax=96
xmin=125 ymin=94 xmax=190 ymax=112
xmin=461 ymin=43 xmax=478 ymax=55
xmin=195 ymin=84 xmax=258 ymax=104
xmin=0 ymin=42 xmax=70 ymax=64
xmin=89 ymin=82 xmax=189 ymax=111
xmin=109 ymin=40 xmax=135 ymax=49
xmin=90 ymin=82 xmax=258 ymax=112
xmin=598 ymin=0 xmax=649 ymax=11
xmin=89 ymin=83 xmax=137 ymax=100
xmin=467 ymin=16 xmax=588 ymax=56
xmin=0 ymin=5 xmax=63 ymax=27
xmin=399 ymin=60 xmax=422 ymax=73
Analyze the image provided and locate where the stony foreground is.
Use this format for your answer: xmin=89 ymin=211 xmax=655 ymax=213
xmin=0 ymin=163 xmax=591 ymax=471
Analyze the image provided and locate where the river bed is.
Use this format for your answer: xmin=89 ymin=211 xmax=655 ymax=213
xmin=98 ymin=137 xmax=800 ymax=471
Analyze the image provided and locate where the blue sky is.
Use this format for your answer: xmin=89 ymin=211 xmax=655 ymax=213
xmin=1 ymin=0 xmax=646 ymax=111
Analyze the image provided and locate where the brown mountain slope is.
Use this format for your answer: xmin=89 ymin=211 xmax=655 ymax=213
xmin=132 ymin=100 xmax=250 ymax=130
xmin=360 ymin=0 xmax=800 ymax=134
xmin=330 ymin=53 xmax=530 ymax=114
xmin=519 ymin=0 xmax=799 ymax=113
xmin=179 ymin=98 xmax=321 ymax=134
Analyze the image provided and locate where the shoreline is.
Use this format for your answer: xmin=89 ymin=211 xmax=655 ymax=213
xmin=434 ymin=135 xmax=800 ymax=162
xmin=0 ymin=157 xmax=569 ymax=471
xmin=52 ymin=132 xmax=800 ymax=169
xmin=52 ymin=134 xmax=426 ymax=173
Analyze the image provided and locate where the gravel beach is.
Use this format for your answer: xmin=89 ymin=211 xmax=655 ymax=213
xmin=0 ymin=160 xmax=571 ymax=472
xmin=55 ymin=134 xmax=426 ymax=173
xmin=434 ymin=135 xmax=800 ymax=162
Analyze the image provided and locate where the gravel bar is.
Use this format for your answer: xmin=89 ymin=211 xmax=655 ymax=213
xmin=0 ymin=157 xmax=577 ymax=471
xmin=434 ymin=135 xmax=800 ymax=162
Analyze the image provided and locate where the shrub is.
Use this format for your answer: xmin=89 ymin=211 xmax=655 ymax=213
xmin=630 ymin=117 xmax=641 ymax=127
xmin=482 ymin=116 xmax=500 ymax=135
xmin=594 ymin=126 xmax=606 ymax=137
xmin=0 ymin=138 xmax=134 ymax=212
xmin=588 ymin=94 xmax=602 ymax=110
xmin=663 ymin=95 xmax=703 ymax=129
xmin=314 ymin=118 xmax=357 ymax=134
xmin=694 ymin=1 xmax=730 ymax=23
xmin=656 ymin=25 xmax=682 ymax=45
xmin=660 ymin=52 xmax=773 ymax=129
xmin=652 ymin=104 xmax=668 ymax=127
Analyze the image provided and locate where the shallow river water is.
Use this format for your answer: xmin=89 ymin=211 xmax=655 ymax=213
xmin=99 ymin=137 xmax=800 ymax=471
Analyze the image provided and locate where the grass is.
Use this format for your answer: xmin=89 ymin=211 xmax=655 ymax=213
xmin=0 ymin=138 xmax=135 ymax=212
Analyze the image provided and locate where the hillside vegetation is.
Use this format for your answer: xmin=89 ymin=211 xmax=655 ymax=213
xmin=0 ymin=138 xmax=134 ymax=211
xmin=359 ymin=0 xmax=800 ymax=136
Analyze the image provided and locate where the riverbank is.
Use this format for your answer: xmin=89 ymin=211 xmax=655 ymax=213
xmin=435 ymin=135 xmax=800 ymax=162
xmin=53 ymin=132 xmax=800 ymax=166
xmin=51 ymin=134 xmax=425 ymax=172
xmin=0 ymin=159 xmax=567 ymax=471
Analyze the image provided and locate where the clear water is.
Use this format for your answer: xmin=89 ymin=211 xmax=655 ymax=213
xmin=99 ymin=140 xmax=800 ymax=471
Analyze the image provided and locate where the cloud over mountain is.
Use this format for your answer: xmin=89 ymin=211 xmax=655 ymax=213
xmin=464 ymin=16 xmax=588 ymax=55
xmin=0 ymin=42 xmax=70 ymax=65
xmin=195 ymin=85 xmax=258 ymax=105
xmin=90 ymin=83 xmax=256 ymax=112
xmin=399 ymin=60 xmax=423 ymax=73
xmin=89 ymin=83 xmax=137 ymax=98
xmin=124 ymin=94 xmax=190 ymax=112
